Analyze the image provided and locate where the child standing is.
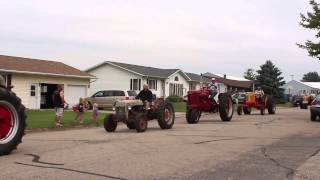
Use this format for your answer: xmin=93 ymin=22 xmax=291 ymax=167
xmin=75 ymin=98 xmax=85 ymax=124
xmin=92 ymin=103 xmax=99 ymax=126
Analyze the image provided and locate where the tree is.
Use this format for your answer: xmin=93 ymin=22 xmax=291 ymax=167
xmin=256 ymin=60 xmax=285 ymax=99
xmin=298 ymin=0 xmax=320 ymax=59
xmin=244 ymin=68 xmax=256 ymax=81
xmin=302 ymin=72 xmax=320 ymax=82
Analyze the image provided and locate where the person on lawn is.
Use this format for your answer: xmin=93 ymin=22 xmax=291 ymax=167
xmin=53 ymin=85 xmax=67 ymax=127
xmin=92 ymin=103 xmax=99 ymax=126
xmin=75 ymin=98 xmax=85 ymax=124
xmin=136 ymin=84 xmax=153 ymax=110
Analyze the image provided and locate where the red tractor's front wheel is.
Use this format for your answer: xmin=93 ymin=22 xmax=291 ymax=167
xmin=0 ymin=88 xmax=26 ymax=156
xmin=219 ymin=94 xmax=234 ymax=122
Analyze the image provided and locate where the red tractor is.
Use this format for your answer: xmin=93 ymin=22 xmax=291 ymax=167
xmin=0 ymin=77 xmax=26 ymax=155
xmin=236 ymin=92 xmax=276 ymax=115
xmin=186 ymin=87 xmax=234 ymax=123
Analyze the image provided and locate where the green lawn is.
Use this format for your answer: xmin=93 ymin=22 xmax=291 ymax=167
xmin=172 ymin=102 xmax=186 ymax=112
xmin=26 ymin=110 xmax=108 ymax=130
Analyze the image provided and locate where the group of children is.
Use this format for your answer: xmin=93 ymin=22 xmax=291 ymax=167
xmin=72 ymin=98 xmax=99 ymax=126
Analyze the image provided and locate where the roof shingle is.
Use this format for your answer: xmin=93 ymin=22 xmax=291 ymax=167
xmin=0 ymin=55 xmax=93 ymax=78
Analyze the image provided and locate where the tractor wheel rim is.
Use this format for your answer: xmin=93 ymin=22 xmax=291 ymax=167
xmin=164 ymin=108 xmax=172 ymax=123
xmin=140 ymin=118 xmax=146 ymax=129
xmin=0 ymin=101 xmax=19 ymax=144
xmin=225 ymin=99 xmax=233 ymax=117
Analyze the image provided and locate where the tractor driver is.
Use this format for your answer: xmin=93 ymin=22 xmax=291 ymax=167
xmin=136 ymin=84 xmax=153 ymax=110
xmin=209 ymin=78 xmax=218 ymax=101
xmin=255 ymin=86 xmax=265 ymax=100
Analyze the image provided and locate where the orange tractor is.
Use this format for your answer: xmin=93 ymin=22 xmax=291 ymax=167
xmin=236 ymin=92 xmax=276 ymax=115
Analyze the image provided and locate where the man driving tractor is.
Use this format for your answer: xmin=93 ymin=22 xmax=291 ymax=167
xmin=255 ymin=86 xmax=265 ymax=101
xmin=136 ymin=84 xmax=153 ymax=110
xmin=209 ymin=78 xmax=218 ymax=101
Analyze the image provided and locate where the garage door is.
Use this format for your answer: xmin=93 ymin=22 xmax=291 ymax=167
xmin=67 ymin=85 xmax=87 ymax=106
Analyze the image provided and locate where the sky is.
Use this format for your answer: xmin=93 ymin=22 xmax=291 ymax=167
xmin=0 ymin=0 xmax=319 ymax=81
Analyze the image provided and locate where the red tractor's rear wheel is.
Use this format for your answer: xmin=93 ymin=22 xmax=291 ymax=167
xmin=219 ymin=94 xmax=234 ymax=122
xmin=0 ymin=88 xmax=26 ymax=156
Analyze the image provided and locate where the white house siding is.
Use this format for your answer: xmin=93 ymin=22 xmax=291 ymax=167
xmin=11 ymin=73 xmax=89 ymax=109
xmin=165 ymin=72 xmax=190 ymax=97
xmin=88 ymin=64 xmax=142 ymax=96
xmin=283 ymin=80 xmax=318 ymax=95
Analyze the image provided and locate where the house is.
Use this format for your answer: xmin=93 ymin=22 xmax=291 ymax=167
xmin=203 ymin=72 xmax=253 ymax=92
xmin=86 ymin=61 xmax=203 ymax=98
xmin=282 ymin=80 xmax=320 ymax=96
xmin=0 ymin=55 xmax=94 ymax=109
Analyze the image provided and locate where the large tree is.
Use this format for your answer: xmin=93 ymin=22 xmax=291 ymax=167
xmin=256 ymin=60 xmax=285 ymax=99
xmin=298 ymin=0 xmax=320 ymax=59
xmin=302 ymin=72 xmax=320 ymax=82
xmin=243 ymin=68 xmax=256 ymax=81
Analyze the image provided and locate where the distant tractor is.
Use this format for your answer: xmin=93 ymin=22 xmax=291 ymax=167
xmin=0 ymin=77 xmax=26 ymax=156
xmin=236 ymin=92 xmax=276 ymax=115
xmin=104 ymin=99 xmax=175 ymax=133
xmin=186 ymin=87 xmax=234 ymax=123
xmin=299 ymin=95 xmax=313 ymax=109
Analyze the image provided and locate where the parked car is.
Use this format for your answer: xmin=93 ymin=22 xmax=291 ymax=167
xmin=87 ymin=90 xmax=137 ymax=109
xmin=310 ymin=95 xmax=320 ymax=121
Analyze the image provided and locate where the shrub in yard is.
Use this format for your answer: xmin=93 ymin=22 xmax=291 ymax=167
xmin=166 ymin=95 xmax=183 ymax=102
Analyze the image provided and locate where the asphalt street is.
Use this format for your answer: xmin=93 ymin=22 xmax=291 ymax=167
xmin=1 ymin=108 xmax=320 ymax=180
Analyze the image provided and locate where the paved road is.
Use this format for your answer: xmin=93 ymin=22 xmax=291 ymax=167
xmin=1 ymin=108 xmax=320 ymax=180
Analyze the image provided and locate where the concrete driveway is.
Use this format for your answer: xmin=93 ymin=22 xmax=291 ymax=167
xmin=1 ymin=108 xmax=320 ymax=180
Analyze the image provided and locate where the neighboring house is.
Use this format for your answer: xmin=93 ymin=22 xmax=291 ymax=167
xmin=203 ymin=72 xmax=253 ymax=92
xmin=282 ymin=80 xmax=320 ymax=96
xmin=86 ymin=61 xmax=202 ymax=98
xmin=0 ymin=55 xmax=94 ymax=109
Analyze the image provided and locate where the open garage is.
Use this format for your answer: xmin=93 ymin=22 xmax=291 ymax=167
xmin=0 ymin=55 xmax=94 ymax=109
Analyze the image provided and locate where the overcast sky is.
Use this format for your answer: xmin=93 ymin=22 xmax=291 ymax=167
xmin=0 ymin=0 xmax=319 ymax=81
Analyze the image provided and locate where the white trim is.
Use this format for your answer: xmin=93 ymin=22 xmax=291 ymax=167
xmin=168 ymin=70 xmax=191 ymax=81
xmin=0 ymin=69 xmax=95 ymax=79
xmin=86 ymin=61 xmax=184 ymax=79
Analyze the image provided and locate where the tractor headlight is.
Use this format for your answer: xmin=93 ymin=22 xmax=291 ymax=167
xmin=112 ymin=107 xmax=116 ymax=111
xmin=128 ymin=106 xmax=132 ymax=110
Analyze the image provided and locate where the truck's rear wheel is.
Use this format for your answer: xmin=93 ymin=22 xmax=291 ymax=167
xmin=0 ymin=88 xmax=26 ymax=156
xmin=104 ymin=114 xmax=117 ymax=132
xmin=135 ymin=113 xmax=148 ymax=133
xmin=186 ymin=109 xmax=201 ymax=124
xmin=219 ymin=94 xmax=233 ymax=122
xmin=157 ymin=102 xmax=175 ymax=129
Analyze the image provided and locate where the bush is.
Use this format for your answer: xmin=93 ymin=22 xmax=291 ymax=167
xmin=166 ymin=95 xmax=183 ymax=103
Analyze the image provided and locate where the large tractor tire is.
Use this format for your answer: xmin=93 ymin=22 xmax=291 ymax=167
xmin=243 ymin=107 xmax=251 ymax=115
xmin=266 ymin=96 xmax=276 ymax=114
xmin=157 ymin=102 xmax=175 ymax=129
xmin=219 ymin=94 xmax=234 ymax=122
xmin=126 ymin=121 xmax=136 ymax=130
xmin=104 ymin=114 xmax=118 ymax=132
xmin=186 ymin=109 xmax=201 ymax=124
xmin=0 ymin=88 xmax=26 ymax=156
xmin=135 ymin=113 xmax=148 ymax=133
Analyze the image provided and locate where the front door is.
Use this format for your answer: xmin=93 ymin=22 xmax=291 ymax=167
xmin=30 ymin=83 xmax=39 ymax=109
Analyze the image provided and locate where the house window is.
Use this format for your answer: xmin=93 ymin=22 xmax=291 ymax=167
xmin=189 ymin=83 xmax=197 ymax=90
xmin=30 ymin=85 xmax=36 ymax=96
xmin=174 ymin=76 xmax=179 ymax=81
xmin=147 ymin=79 xmax=157 ymax=90
xmin=130 ymin=79 xmax=141 ymax=90
xmin=169 ymin=83 xmax=183 ymax=96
